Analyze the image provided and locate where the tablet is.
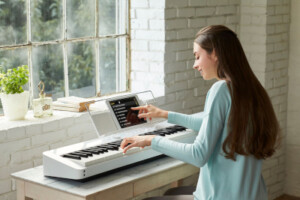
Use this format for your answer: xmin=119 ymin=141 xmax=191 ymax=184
xmin=106 ymin=95 xmax=147 ymax=129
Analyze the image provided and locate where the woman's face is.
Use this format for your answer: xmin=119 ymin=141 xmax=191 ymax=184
xmin=193 ymin=43 xmax=219 ymax=80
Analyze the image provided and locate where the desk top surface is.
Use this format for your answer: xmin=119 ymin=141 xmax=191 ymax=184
xmin=11 ymin=157 xmax=190 ymax=197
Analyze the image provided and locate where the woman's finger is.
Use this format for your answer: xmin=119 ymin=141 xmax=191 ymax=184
xmin=138 ymin=108 xmax=144 ymax=116
xmin=131 ymin=106 xmax=148 ymax=117
xmin=138 ymin=112 xmax=150 ymax=119
xmin=123 ymin=143 xmax=136 ymax=154
xmin=141 ymin=108 xmax=147 ymax=121
xmin=131 ymin=106 xmax=146 ymax=110
xmin=120 ymin=138 xmax=133 ymax=149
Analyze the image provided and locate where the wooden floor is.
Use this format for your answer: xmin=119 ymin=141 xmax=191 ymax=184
xmin=275 ymin=194 xmax=300 ymax=200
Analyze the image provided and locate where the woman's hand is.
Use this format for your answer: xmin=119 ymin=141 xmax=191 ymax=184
xmin=120 ymin=135 xmax=156 ymax=154
xmin=131 ymin=104 xmax=168 ymax=121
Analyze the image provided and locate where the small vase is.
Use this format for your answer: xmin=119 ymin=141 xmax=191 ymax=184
xmin=0 ymin=91 xmax=29 ymax=120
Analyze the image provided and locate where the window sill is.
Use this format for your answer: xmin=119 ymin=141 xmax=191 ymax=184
xmin=0 ymin=110 xmax=89 ymax=131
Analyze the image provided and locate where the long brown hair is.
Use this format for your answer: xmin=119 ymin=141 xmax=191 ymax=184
xmin=194 ymin=25 xmax=280 ymax=160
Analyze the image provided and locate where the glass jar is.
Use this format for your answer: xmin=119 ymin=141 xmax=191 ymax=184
xmin=33 ymin=81 xmax=53 ymax=118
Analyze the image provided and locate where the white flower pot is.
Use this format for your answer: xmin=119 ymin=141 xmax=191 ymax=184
xmin=0 ymin=91 xmax=29 ymax=120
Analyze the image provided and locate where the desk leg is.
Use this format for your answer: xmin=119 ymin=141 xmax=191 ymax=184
xmin=16 ymin=180 xmax=33 ymax=200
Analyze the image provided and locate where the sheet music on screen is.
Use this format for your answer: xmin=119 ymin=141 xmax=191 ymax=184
xmin=108 ymin=96 xmax=146 ymax=128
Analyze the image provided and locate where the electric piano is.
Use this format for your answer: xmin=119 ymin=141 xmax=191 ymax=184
xmin=43 ymin=93 xmax=197 ymax=180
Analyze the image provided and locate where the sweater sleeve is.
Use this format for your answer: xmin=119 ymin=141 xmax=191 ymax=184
xmin=168 ymin=111 xmax=205 ymax=132
xmin=151 ymin=82 xmax=230 ymax=168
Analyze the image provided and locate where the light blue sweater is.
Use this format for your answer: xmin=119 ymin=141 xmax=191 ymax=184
xmin=151 ymin=80 xmax=268 ymax=200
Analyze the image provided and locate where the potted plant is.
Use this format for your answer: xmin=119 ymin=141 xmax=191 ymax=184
xmin=0 ymin=65 xmax=29 ymax=120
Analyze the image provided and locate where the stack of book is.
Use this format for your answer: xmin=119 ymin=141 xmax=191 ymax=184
xmin=53 ymin=96 xmax=95 ymax=112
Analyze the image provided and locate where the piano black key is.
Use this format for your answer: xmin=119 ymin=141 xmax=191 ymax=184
xmin=86 ymin=147 xmax=108 ymax=154
xmin=144 ymin=132 xmax=157 ymax=135
xmin=108 ymin=143 xmax=120 ymax=147
xmin=94 ymin=147 xmax=109 ymax=152
xmin=174 ymin=125 xmax=186 ymax=131
xmin=165 ymin=127 xmax=178 ymax=132
xmin=62 ymin=154 xmax=81 ymax=160
xmin=155 ymin=132 xmax=167 ymax=136
xmin=109 ymin=140 xmax=122 ymax=145
xmin=76 ymin=151 xmax=93 ymax=155
xmin=107 ymin=143 xmax=120 ymax=147
xmin=70 ymin=152 xmax=89 ymax=158
xmin=166 ymin=127 xmax=177 ymax=130
xmin=157 ymin=130 xmax=173 ymax=135
xmin=99 ymin=144 xmax=119 ymax=149
xmin=166 ymin=128 xmax=177 ymax=132
xmin=80 ymin=149 xmax=101 ymax=154
xmin=81 ymin=149 xmax=101 ymax=154
xmin=106 ymin=145 xmax=119 ymax=151
xmin=92 ymin=146 xmax=112 ymax=152
xmin=142 ymin=131 xmax=165 ymax=136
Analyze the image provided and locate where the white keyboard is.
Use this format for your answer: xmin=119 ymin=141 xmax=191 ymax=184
xmin=43 ymin=121 xmax=197 ymax=180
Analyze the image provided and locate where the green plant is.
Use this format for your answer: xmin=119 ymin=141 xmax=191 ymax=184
xmin=0 ymin=65 xmax=29 ymax=94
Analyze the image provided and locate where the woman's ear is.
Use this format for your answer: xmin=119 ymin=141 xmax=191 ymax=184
xmin=212 ymin=49 xmax=218 ymax=62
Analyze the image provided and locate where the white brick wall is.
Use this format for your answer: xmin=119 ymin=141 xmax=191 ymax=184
xmin=162 ymin=0 xmax=239 ymax=114
xmin=240 ymin=0 xmax=290 ymax=199
xmin=0 ymin=112 xmax=97 ymax=199
xmin=265 ymin=1 xmax=289 ymax=198
xmin=131 ymin=0 xmax=239 ymax=113
xmin=130 ymin=0 xmax=166 ymax=97
xmin=286 ymin=0 xmax=300 ymax=197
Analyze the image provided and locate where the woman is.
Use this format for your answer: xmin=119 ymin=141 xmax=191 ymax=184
xmin=121 ymin=25 xmax=280 ymax=200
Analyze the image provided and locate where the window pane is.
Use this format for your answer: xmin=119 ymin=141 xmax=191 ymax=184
xmin=68 ymin=41 xmax=96 ymax=97
xmin=99 ymin=38 xmax=116 ymax=95
xmin=66 ymin=0 xmax=95 ymax=38
xmin=32 ymin=44 xmax=64 ymax=100
xmin=99 ymin=0 xmax=126 ymax=35
xmin=99 ymin=37 xmax=126 ymax=95
xmin=31 ymin=0 xmax=63 ymax=42
xmin=0 ymin=0 xmax=27 ymax=45
xmin=0 ymin=48 xmax=28 ymax=114
xmin=0 ymin=48 xmax=28 ymax=70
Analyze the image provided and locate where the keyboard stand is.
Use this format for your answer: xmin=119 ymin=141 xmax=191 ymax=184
xmin=12 ymin=157 xmax=199 ymax=200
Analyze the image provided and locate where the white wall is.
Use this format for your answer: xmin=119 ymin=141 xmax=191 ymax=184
xmin=240 ymin=0 xmax=290 ymax=199
xmin=286 ymin=0 xmax=300 ymax=196
xmin=131 ymin=0 xmax=239 ymax=114
xmin=0 ymin=112 xmax=96 ymax=200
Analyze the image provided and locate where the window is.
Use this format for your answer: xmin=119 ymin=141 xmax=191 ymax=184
xmin=0 ymin=0 xmax=129 ymax=113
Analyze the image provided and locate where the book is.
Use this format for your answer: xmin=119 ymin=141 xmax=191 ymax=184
xmin=57 ymin=96 xmax=95 ymax=107
xmin=53 ymin=101 xmax=81 ymax=108
xmin=53 ymin=96 xmax=95 ymax=112
xmin=53 ymin=105 xmax=86 ymax=112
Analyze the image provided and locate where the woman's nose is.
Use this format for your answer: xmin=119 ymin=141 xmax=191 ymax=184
xmin=193 ymin=63 xmax=198 ymax=69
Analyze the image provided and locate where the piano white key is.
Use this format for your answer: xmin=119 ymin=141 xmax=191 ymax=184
xmin=78 ymin=150 xmax=122 ymax=166
xmin=125 ymin=146 xmax=141 ymax=154
xmin=73 ymin=146 xmax=142 ymax=167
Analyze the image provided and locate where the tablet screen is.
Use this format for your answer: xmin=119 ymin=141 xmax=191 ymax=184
xmin=108 ymin=96 xmax=147 ymax=128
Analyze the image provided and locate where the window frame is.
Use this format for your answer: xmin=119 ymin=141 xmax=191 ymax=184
xmin=0 ymin=0 xmax=130 ymax=106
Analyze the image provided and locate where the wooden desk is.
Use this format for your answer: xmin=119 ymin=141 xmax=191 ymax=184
xmin=12 ymin=157 xmax=199 ymax=200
